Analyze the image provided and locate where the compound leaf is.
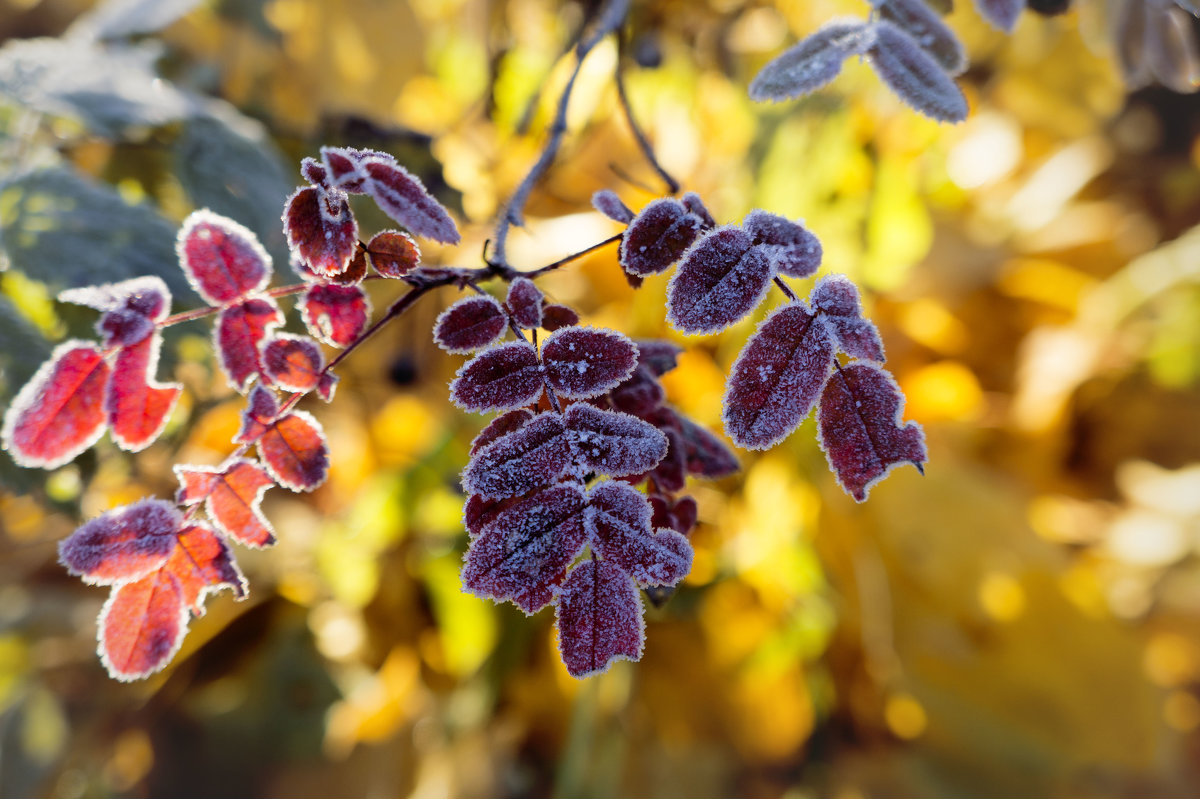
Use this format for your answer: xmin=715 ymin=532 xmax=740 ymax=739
xmin=585 ymin=481 xmax=692 ymax=587
xmin=812 ymin=274 xmax=885 ymax=362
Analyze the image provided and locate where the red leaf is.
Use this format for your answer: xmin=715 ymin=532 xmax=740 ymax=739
xmin=666 ymin=226 xmax=775 ymax=335
xmin=565 ymin=403 xmax=668 ymax=477
xmin=541 ymin=327 xmax=638 ymax=399
xmin=462 ymin=412 xmax=570 ymax=499
xmin=461 ymin=484 xmax=588 ymax=614
xmin=880 ymin=0 xmax=968 ymax=75
xmin=541 ymin=304 xmax=580 ymax=331
xmin=284 ymin=186 xmax=358 ymax=279
xmin=449 ymin=341 xmax=544 ymax=413
xmin=107 ymin=335 xmax=182 ymax=451
xmin=175 ymin=459 xmax=277 ymax=547
xmin=301 ymin=284 xmax=370 ymax=349
xmin=506 ymin=277 xmax=544 ymax=329
xmin=366 ymin=230 xmax=421 ymax=278
xmin=743 ymin=210 xmax=823 ymax=279
xmin=722 ymin=302 xmax=835 ymax=449
xmin=318 ymin=372 xmax=339 ymax=402
xmin=817 ymin=363 xmax=926 ymax=501
xmin=361 ymin=158 xmax=461 ymax=244
xmin=177 ymin=209 xmax=272 ymax=306
xmin=650 ymin=494 xmax=698 ymax=537
xmin=812 ymin=275 xmax=885 ymax=362
xmin=592 ymin=189 xmax=634 ymax=223
xmin=648 ymin=426 xmax=687 ymax=492
xmin=619 ymin=198 xmax=704 ymax=276
xmin=585 ymin=481 xmax=693 ymax=587
xmin=215 ymin=297 xmax=283 ymax=391
xmin=58 ymin=498 xmax=180 ymax=584
xmin=867 ymin=22 xmax=968 ymax=123
xmin=609 ymin=366 xmax=665 ymax=417
xmin=300 ymin=157 xmax=327 ymax=186
xmin=257 ymin=410 xmax=330 ymax=492
xmin=321 ymin=146 xmax=385 ymax=193
xmin=61 ymin=276 xmax=171 ymax=346
xmin=748 ymin=19 xmax=874 ymax=102
xmin=235 ymin=385 xmax=279 ymax=444
xmin=554 ymin=558 xmax=644 ymax=678
xmin=681 ymin=192 xmax=716 ymax=229
xmin=164 ymin=522 xmax=248 ymax=613
xmin=434 ymin=295 xmax=507 ymax=354
xmin=2 ymin=341 xmax=111 ymax=468
xmin=463 ymin=493 xmax=526 ymax=538
xmin=470 ymin=409 xmax=534 ymax=455
xmin=634 ymin=340 xmax=683 ymax=377
xmin=98 ymin=569 xmax=187 ymax=681
xmin=262 ymin=334 xmax=325 ymax=393
xmin=673 ymin=412 xmax=739 ymax=478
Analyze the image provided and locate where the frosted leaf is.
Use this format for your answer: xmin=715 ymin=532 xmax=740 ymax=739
xmin=300 ymin=284 xmax=370 ymax=348
xmin=867 ymin=22 xmax=968 ymax=123
xmin=58 ymin=498 xmax=180 ymax=585
xmin=649 ymin=494 xmax=698 ymax=537
xmin=542 ymin=304 xmax=580 ymax=331
xmin=214 ymin=297 xmax=283 ymax=392
xmin=554 ymin=558 xmax=644 ymax=678
xmin=283 ymin=185 xmax=358 ymax=280
xmin=262 ymin=333 xmax=325 ymax=393
xmin=462 ymin=412 xmax=571 ymax=499
xmin=165 ymin=522 xmax=247 ymax=614
xmin=648 ymin=425 xmax=687 ymax=492
xmin=449 ymin=341 xmax=544 ymax=413
xmin=317 ymin=372 xmax=338 ymax=402
xmin=98 ymin=570 xmax=187 ymax=682
xmin=461 ymin=484 xmax=588 ymax=614
xmin=361 ymin=157 xmax=461 ymax=244
xmin=817 ymin=362 xmax=926 ymax=501
xmin=619 ymin=198 xmax=704 ymax=276
xmin=463 ymin=493 xmax=528 ymax=538
xmin=366 ymin=230 xmax=421 ymax=278
xmin=666 ymin=226 xmax=775 ymax=335
xmin=256 ymin=410 xmax=329 ymax=492
xmin=592 ymin=189 xmax=634 ymax=223
xmin=300 ymin=157 xmax=327 ymax=186
xmin=97 ymin=309 xmax=154 ymax=348
xmin=634 ymin=339 xmax=683 ymax=377
xmin=722 ymin=302 xmax=835 ymax=449
xmin=743 ymin=210 xmax=823 ymax=279
xmin=106 ymin=334 xmax=182 ymax=451
xmin=749 ymin=19 xmax=874 ymax=102
xmin=507 ymin=277 xmax=544 ymax=330
xmin=972 ymin=0 xmax=1024 ymax=32
xmin=673 ymin=411 xmax=739 ymax=478
xmin=680 ymin=193 xmax=716 ymax=229
xmin=609 ymin=366 xmax=665 ymax=417
xmin=585 ymin=481 xmax=693 ymax=587
xmin=878 ymin=0 xmax=969 ymax=75
xmin=564 ymin=403 xmax=668 ymax=477
xmin=320 ymin=145 xmax=384 ymax=194
xmin=60 ymin=275 xmax=170 ymax=321
xmin=176 ymin=209 xmax=272 ymax=306
xmin=812 ymin=275 xmax=885 ymax=362
xmin=434 ymin=295 xmax=508 ymax=354
xmin=175 ymin=459 xmax=276 ymax=548
xmin=541 ymin=326 xmax=639 ymax=399
xmin=235 ymin=384 xmax=280 ymax=443
xmin=470 ymin=409 xmax=534 ymax=454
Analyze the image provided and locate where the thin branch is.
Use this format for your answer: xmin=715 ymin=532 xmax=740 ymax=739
xmin=615 ymin=33 xmax=679 ymax=194
xmin=773 ymin=276 xmax=798 ymax=302
xmin=524 ymin=233 xmax=623 ymax=279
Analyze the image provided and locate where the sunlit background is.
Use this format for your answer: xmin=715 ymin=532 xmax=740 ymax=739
xmin=1 ymin=0 xmax=1199 ymax=796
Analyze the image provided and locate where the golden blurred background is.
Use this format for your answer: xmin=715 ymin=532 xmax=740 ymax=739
xmin=1 ymin=0 xmax=1199 ymax=797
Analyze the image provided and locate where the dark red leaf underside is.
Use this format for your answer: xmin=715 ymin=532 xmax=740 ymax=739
xmin=648 ymin=427 xmax=687 ymax=492
xmin=619 ymin=198 xmax=703 ymax=276
xmin=470 ymin=409 xmax=534 ymax=455
xmin=367 ymin=230 xmax=422 ymax=278
xmin=461 ymin=484 xmax=588 ymax=614
xmin=434 ymin=296 xmax=507 ymax=354
xmin=554 ymin=559 xmax=644 ymax=678
xmin=300 ymin=157 xmax=327 ymax=186
xmin=177 ymin=210 xmax=272 ymax=305
xmin=257 ymin=411 xmax=329 ymax=492
xmin=58 ymin=499 xmax=180 ymax=584
xmin=722 ymin=302 xmax=834 ymax=449
xmin=301 ymin=284 xmax=370 ymax=349
xmin=748 ymin=19 xmax=874 ymax=102
xmin=634 ymin=339 xmax=683 ymax=377
xmin=592 ymin=189 xmax=634 ymax=223
xmin=176 ymin=460 xmax=277 ymax=547
xmin=817 ymin=363 xmax=926 ymax=501
xmin=585 ymin=481 xmax=692 ymax=587
xmin=463 ymin=493 xmax=527 ymax=538
xmin=462 ymin=412 xmax=570 ymax=499
xmin=235 ymin=385 xmax=279 ymax=443
xmin=262 ymin=334 xmax=325 ymax=393
xmin=541 ymin=304 xmax=580 ymax=331
xmin=667 ymin=226 xmax=775 ymax=335
xmin=881 ymin=0 xmax=968 ymax=75
xmin=650 ymin=494 xmax=698 ymax=537
xmin=450 ymin=342 xmax=543 ymax=413
xmin=565 ymin=403 xmax=668 ymax=477
xmin=107 ymin=335 xmax=182 ymax=451
xmin=99 ymin=569 xmax=187 ymax=681
xmin=507 ymin=277 xmax=544 ymax=329
xmin=362 ymin=159 xmax=461 ymax=244
xmin=867 ymin=22 xmax=969 ymax=123
xmin=609 ymin=366 xmax=665 ymax=417
xmin=165 ymin=522 xmax=247 ymax=613
xmin=812 ymin=275 xmax=885 ymax=361
xmin=2 ymin=341 xmax=111 ymax=468
xmin=283 ymin=186 xmax=358 ymax=279
xmin=541 ymin=327 xmax=638 ymax=399
xmin=743 ymin=210 xmax=823 ymax=279
xmin=215 ymin=297 xmax=284 ymax=391
xmin=675 ymin=413 xmax=740 ymax=478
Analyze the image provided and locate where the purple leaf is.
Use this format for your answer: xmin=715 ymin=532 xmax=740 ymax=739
xmin=648 ymin=426 xmax=687 ymax=492
xmin=321 ymin=145 xmax=385 ymax=194
xmin=812 ymin=275 xmax=885 ymax=362
xmin=817 ymin=362 xmax=926 ymax=501
xmin=722 ymin=302 xmax=835 ymax=449
xmin=650 ymin=494 xmax=698 ymax=537
xmin=433 ymin=295 xmax=508 ymax=354
xmin=592 ymin=189 xmax=634 ymax=223
xmin=463 ymin=493 xmax=526 ymax=538
xmin=262 ymin=333 xmax=325 ymax=393
xmin=58 ymin=499 xmax=180 ymax=585
xmin=507 ymin=277 xmax=544 ymax=329
xmin=300 ymin=157 xmax=327 ymax=186
xmin=609 ymin=366 xmax=665 ymax=417
xmin=666 ymin=226 xmax=775 ymax=335
xmin=972 ymin=0 xmax=1024 ymax=32
xmin=743 ymin=210 xmax=823 ymax=279
xmin=565 ymin=403 xmax=668 ymax=477
xmin=554 ymin=558 xmax=644 ymax=677
xmin=619 ymin=198 xmax=705 ymax=276
xmin=585 ymin=481 xmax=693 ymax=587
xmin=541 ymin=327 xmax=639 ymax=399
xmin=673 ymin=411 xmax=739 ymax=478
xmin=867 ymin=21 xmax=968 ymax=123
xmin=542 ymin=304 xmax=580 ymax=331
xmin=214 ymin=297 xmax=283 ymax=392
xmin=449 ymin=341 xmax=544 ymax=413
xmin=60 ymin=276 xmax=171 ymax=337
xmin=470 ymin=409 xmax=534 ymax=455
xmin=177 ymin=210 xmax=272 ymax=306
xmin=634 ymin=340 xmax=683 ymax=377
xmin=461 ymin=484 xmax=588 ymax=614
xmin=681 ymin=193 xmax=716 ymax=229
xmin=361 ymin=158 xmax=461 ymax=244
xmin=748 ymin=19 xmax=875 ymax=102
xmin=462 ymin=412 xmax=571 ymax=499
xmin=879 ymin=0 xmax=969 ymax=75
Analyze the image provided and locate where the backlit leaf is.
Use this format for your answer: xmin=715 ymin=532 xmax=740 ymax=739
xmin=321 ymin=145 xmax=385 ymax=194
xmin=59 ymin=275 xmax=170 ymax=323
xmin=867 ymin=21 xmax=968 ymax=123
xmin=507 ymin=277 xmax=544 ymax=329
xmin=262 ymin=334 xmax=325 ymax=393
xmin=666 ymin=226 xmax=775 ymax=335
xmin=98 ymin=569 xmax=187 ymax=682
xmin=748 ymin=19 xmax=874 ymax=102
xmin=619 ymin=198 xmax=705 ymax=276
xmin=177 ymin=209 xmax=273 ymax=306
xmin=649 ymin=494 xmax=698 ymax=537
xmin=585 ymin=481 xmax=693 ymax=587
xmin=722 ymin=302 xmax=835 ymax=449
xmin=817 ymin=362 xmax=926 ymax=501
xmin=462 ymin=412 xmax=571 ymax=498
xmin=107 ymin=334 xmax=182 ymax=451
xmin=367 ymin=230 xmax=421 ymax=278
xmin=283 ymin=186 xmax=357 ymax=279
xmin=300 ymin=284 xmax=370 ymax=349
xmin=878 ymin=0 xmax=969 ymax=75
xmin=674 ymin=411 xmax=739 ymax=478
xmin=541 ymin=327 xmax=638 ymax=399
xmin=450 ymin=341 xmax=544 ymax=413
xmin=2 ymin=341 xmax=111 ymax=468
xmin=434 ymin=295 xmax=507 ymax=354
xmin=234 ymin=385 xmax=279 ymax=443
xmin=58 ymin=499 xmax=180 ymax=585
xmin=972 ymin=0 xmax=1024 ymax=32
xmin=743 ymin=210 xmax=823 ymax=279
xmin=648 ymin=426 xmax=687 ymax=492
xmin=554 ymin=558 xmax=644 ymax=678
xmin=164 ymin=522 xmax=247 ymax=613
xmin=215 ymin=297 xmax=283 ymax=391
xmin=461 ymin=484 xmax=588 ymax=614
xmin=812 ymin=275 xmax=885 ymax=362
xmin=175 ymin=460 xmax=276 ymax=548
xmin=565 ymin=403 xmax=668 ymax=477
xmin=362 ymin=158 xmax=461 ymax=244
xmin=256 ymin=410 xmax=329 ymax=492
xmin=592 ymin=189 xmax=634 ymax=223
